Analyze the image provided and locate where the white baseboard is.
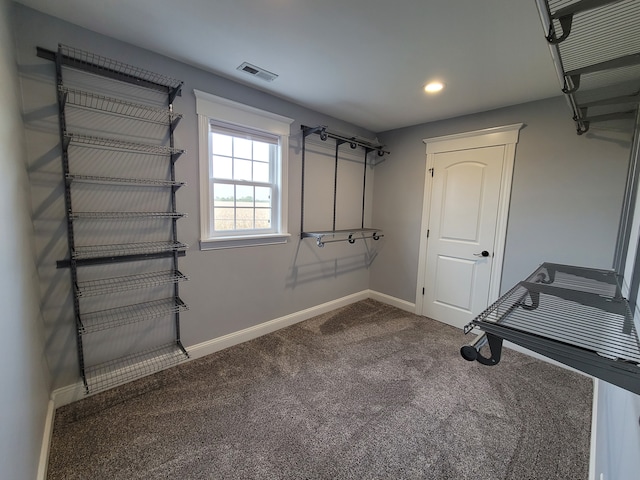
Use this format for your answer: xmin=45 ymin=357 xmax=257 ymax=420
xmin=51 ymin=289 xmax=413 ymax=407
xmin=37 ymin=399 xmax=55 ymax=480
xmin=51 ymin=381 xmax=87 ymax=409
xmin=368 ymin=290 xmax=416 ymax=313
xmin=188 ymin=290 xmax=370 ymax=360
xmin=52 ymin=290 xmax=373 ymax=408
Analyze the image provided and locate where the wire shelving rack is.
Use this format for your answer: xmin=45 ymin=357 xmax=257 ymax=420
xmin=39 ymin=43 xmax=189 ymax=394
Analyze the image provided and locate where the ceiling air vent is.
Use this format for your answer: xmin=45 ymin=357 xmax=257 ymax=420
xmin=237 ymin=62 xmax=278 ymax=82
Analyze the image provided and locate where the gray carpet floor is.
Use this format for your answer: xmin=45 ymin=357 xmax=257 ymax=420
xmin=47 ymin=299 xmax=593 ymax=479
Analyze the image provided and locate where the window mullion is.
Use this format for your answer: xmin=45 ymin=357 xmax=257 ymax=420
xmin=233 ymin=184 xmax=238 ymax=230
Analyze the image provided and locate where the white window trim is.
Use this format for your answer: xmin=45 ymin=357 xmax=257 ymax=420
xmin=195 ymin=90 xmax=294 ymax=250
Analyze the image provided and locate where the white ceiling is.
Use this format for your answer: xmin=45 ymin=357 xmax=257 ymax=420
xmin=15 ymin=0 xmax=562 ymax=132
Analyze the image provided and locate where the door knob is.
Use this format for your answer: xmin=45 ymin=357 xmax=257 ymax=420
xmin=474 ymin=250 xmax=490 ymax=257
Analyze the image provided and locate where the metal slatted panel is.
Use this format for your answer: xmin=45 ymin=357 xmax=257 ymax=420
xmin=539 ymin=0 xmax=640 ymax=133
xmin=550 ymin=0 xmax=640 ymax=71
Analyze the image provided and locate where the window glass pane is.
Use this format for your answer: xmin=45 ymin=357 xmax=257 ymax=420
xmin=255 ymin=186 xmax=271 ymax=206
xmin=234 ymin=137 xmax=252 ymax=159
xmin=255 ymin=217 xmax=271 ymax=229
xmin=234 ymin=159 xmax=252 ymax=181
xmin=235 ymin=208 xmax=254 ymax=230
xmin=254 ymin=162 xmax=270 ymax=183
xmin=214 ymin=219 xmax=235 ymax=231
xmin=236 ymin=185 xmax=254 ymax=206
xmin=214 ymin=208 xmax=235 ymax=231
xmin=213 ymin=183 xmax=234 ymax=206
xmin=253 ymin=141 xmax=271 ymax=162
xmin=211 ymin=133 xmax=233 ymax=156
xmin=212 ymin=155 xmax=232 ymax=179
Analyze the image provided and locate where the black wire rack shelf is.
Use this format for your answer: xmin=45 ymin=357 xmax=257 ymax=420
xmin=84 ymin=343 xmax=188 ymax=394
xmin=72 ymin=241 xmax=188 ymax=260
xmin=64 ymin=133 xmax=185 ymax=157
xmin=80 ymin=296 xmax=188 ymax=334
xmin=70 ymin=211 xmax=186 ymax=220
xmin=461 ymin=263 xmax=640 ymax=395
xmin=66 ymin=174 xmax=185 ymax=188
xmin=60 ymin=86 xmax=182 ymax=125
xmin=76 ymin=270 xmax=188 ymax=297
xmin=43 ymin=44 xmax=183 ymax=96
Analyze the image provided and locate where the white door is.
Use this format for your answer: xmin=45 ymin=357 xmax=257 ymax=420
xmin=421 ymin=145 xmax=505 ymax=329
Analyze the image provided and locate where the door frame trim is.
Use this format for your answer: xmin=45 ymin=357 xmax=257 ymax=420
xmin=415 ymin=123 xmax=524 ymax=322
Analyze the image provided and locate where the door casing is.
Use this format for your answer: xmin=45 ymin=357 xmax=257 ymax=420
xmin=415 ymin=124 xmax=523 ymax=325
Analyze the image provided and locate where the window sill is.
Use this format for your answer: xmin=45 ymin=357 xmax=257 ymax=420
xmin=199 ymin=233 xmax=291 ymax=250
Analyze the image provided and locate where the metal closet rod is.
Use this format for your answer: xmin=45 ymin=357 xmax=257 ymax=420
xmin=301 ymin=125 xmax=389 ymax=156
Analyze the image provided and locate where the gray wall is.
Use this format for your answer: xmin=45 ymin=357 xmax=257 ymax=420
xmin=593 ymin=117 xmax=640 ymax=480
xmin=13 ymin=4 xmax=381 ymax=390
xmin=371 ymin=97 xmax=634 ymax=303
xmin=0 ymin=1 xmax=52 ymax=478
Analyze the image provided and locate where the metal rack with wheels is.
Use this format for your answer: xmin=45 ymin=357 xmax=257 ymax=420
xmin=39 ymin=44 xmax=189 ymax=394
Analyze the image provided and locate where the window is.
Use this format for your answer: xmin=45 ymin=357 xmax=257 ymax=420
xmin=195 ymin=90 xmax=293 ymax=249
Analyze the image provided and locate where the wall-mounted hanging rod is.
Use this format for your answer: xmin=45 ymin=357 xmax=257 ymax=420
xmin=301 ymin=229 xmax=383 ymax=248
xmin=300 ymin=125 xmax=387 ymax=247
xmin=301 ymin=125 xmax=389 ymax=156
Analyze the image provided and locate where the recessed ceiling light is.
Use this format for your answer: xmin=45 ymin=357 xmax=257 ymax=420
xmin=424 ymin=81 xmax=445 ymax=93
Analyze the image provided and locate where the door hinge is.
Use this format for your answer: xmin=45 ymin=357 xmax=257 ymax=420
xmin=422 ymin=287 xmax=425 ymax=295
xmin=426 ymin=229 xmax=430 ymax=238
xmin=429 ymin=167 xmax=434 ymax=177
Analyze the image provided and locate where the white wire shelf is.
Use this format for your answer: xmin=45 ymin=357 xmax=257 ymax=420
xmin=64 ymin=133 xmax=185 ymax=157
xmin=66 ymin=174 xmax=184 ymax=188
xmin=60 ymin=86 xmax=182 ymax=124
xmin=84 ymin=343 xmax=188 ymax=394
xmin=76 ymin=270 xmax=188 ymax=297
xmin=80 ymin=296 xmax=188 ymax=333
xmin=70 ymin=211 xmax=186 ymax=220
xmin=72 ymin=241 xmax=188 ymax=260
